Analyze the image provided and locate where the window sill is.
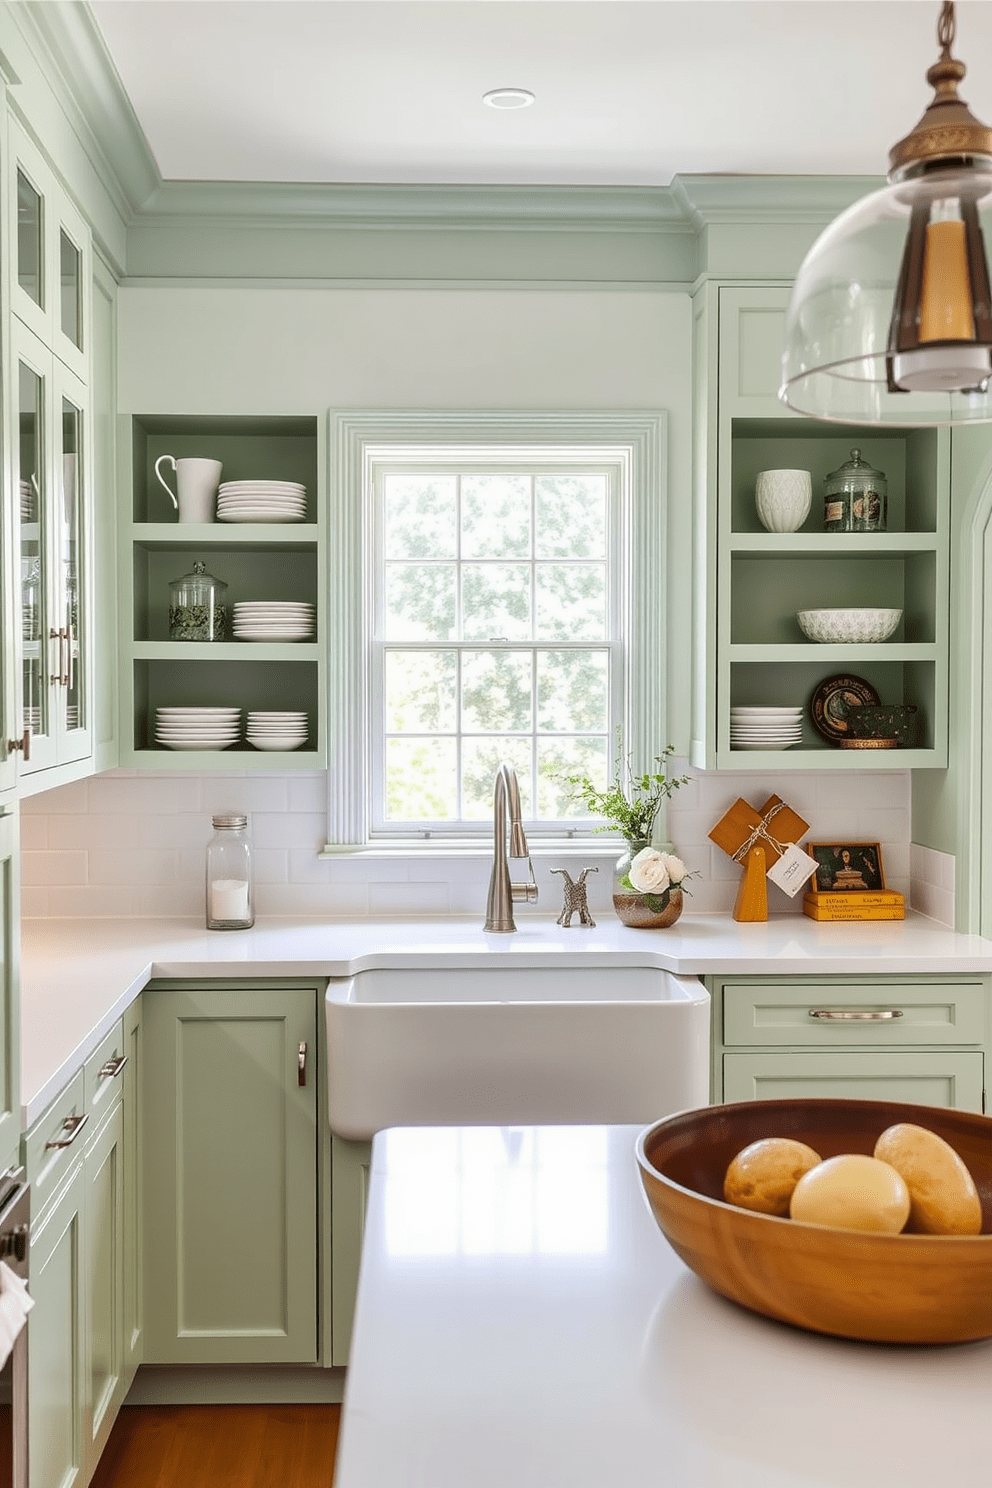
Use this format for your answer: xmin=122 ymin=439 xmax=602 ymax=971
xmin=319 ymin=839 xmax=626 ymax=860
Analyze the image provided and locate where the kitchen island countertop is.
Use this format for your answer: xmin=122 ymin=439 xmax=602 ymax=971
xmin=334 ymin=1121 xmax=991 ymax=1488
xmin=20 ymin=912 xmax=992 ymax=1126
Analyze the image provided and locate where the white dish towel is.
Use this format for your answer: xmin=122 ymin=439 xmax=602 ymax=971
xmin=0 ymin=1261 xmax=34 ymax=1370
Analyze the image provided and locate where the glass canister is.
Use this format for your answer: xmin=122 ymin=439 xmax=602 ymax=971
xmin=823 ymin=448 xmax=888 ymax=533
xmin=168 ymin=559 xmax=228 ymax=641
xmin=205 ymin=814 xmax=254 ymax=930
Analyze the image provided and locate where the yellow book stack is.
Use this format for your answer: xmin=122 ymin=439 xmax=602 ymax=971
xmin=802 ymin=890 xmax=906 ymax=922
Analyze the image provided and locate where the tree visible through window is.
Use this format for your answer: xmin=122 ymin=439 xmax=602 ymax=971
xmin=372 ymin=461 xmax=621 ymax=831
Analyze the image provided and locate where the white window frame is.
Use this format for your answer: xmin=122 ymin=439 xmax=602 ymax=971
xmin=325 ymin=411 xmax=667 ymax=851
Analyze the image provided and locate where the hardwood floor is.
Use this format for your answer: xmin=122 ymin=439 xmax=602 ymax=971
xmin=88 ymin=1404 xmax=342 ymax=1488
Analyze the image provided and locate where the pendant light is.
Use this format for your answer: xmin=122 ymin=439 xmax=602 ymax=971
xmin=780 ymin=1 xmax=992 ymax=424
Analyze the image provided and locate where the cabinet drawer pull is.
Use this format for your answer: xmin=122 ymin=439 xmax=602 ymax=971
xmin=97 ymin=1054 xmax=128 ymax=1080
xmin=298 ymin=1041 xmax=308 ymax=1087
xmin=44 ymin=1112 xmax=89 ymax=1150
xmin=808 ymin=1008 xmax=904 ymax=1021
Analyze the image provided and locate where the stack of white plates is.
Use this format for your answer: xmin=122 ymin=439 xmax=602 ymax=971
xmin=155 ymin=706 xmax=241 ymax=751
xmin=233 ymin=601 xmax=315 ymax=641
xmin=730 ymin=706 xmax=804 ymax=751
xmin=216 ymin=481 xmax=307 ymax=524
xmin=19 ymin=479 xmax=34 ymax=522
xmin=24 ymin=706 xmax=41 ymax=734
xmin=247 ymin=711 xmax=309 ymax=751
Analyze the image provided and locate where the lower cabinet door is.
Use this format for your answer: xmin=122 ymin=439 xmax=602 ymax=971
xmin=142 ymin=985 xmax=318 ymax=1364
xmin=330 ymin=1135 xmax=372 ymax=1367
xmin=121 ymin=999 xmax=143 ymax=1389
xmin=723 ymin=1050 xmax=985 ymax=1109
xmin=84 ymin=1100 xmax=125 ymax=1478
xmin=29 ymin=1162 xmax=86 ymax=1488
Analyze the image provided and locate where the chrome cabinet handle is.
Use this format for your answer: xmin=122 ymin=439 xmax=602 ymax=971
xmin=98 ymin=1054 xmax=128 ymax=1080
xmin=45 ymin=1112 xmax=89 ymax=1150
xmin=298 ymin=1042 xmax=308 ymax=1087
xmin=6 ymin=729 xmax=30 ymax=763
xmin=809 ymin=1008 xmax=904 ymax=1021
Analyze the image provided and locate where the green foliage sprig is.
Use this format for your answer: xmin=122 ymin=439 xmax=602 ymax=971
xmin=564 ymin=735 xmax=689 ymax=842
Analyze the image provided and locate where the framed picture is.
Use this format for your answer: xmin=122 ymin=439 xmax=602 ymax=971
xmin=805 ymin=842 xmax=886 ymax=893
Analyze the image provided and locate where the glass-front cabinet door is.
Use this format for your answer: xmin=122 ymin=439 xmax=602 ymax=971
xmin=13 ymin=321 xmax=92 ymax=778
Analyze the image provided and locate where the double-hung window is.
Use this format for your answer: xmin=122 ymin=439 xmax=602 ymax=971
xmin=326 ymin=413 xmax=667 ymax=848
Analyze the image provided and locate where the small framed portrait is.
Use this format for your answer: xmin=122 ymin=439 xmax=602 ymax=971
xmin=806 ymin=842 xmax=886 ymax=893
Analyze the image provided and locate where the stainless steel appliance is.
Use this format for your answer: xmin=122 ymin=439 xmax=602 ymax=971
xmin=0 ymin=1167 xmax=30 ymax=1488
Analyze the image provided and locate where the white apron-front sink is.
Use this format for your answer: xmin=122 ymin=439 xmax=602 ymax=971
xmin=325 ymin=960 xmax=710 ymax=1140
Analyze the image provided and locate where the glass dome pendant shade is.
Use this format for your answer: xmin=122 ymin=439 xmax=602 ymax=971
xmin=781 ymin=1 xmax=992 ymax=425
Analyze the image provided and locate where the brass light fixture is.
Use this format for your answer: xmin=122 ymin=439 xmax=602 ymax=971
xmin=781 ymin=1 xmax=992 ymax=424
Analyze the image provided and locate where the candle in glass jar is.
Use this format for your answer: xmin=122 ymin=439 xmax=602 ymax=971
xmin=209 ymin=877 xmax=250 ymax=922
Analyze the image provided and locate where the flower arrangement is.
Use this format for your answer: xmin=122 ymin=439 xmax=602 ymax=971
xmin=621 ymin=845 xmax=692 ymax=913
xmin=565 ymin=738 xmax=689 ymax=845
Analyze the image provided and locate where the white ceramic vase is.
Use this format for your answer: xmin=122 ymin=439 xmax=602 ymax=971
xmin=755 ymin=469 xmax=812 ymax=533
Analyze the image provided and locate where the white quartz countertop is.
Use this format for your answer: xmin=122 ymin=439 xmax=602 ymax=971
xmin=334 ymin=1123 xmax=991 ymax=1488
xmin=20 ymin=912 xmax=992 ymax=1126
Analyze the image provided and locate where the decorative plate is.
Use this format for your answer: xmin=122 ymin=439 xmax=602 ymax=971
xmin=809 ymin=673 xmax=881 ymax=743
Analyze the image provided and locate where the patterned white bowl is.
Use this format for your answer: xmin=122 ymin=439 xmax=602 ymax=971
xmin=797 ymin=608 xmax=902 ymax=643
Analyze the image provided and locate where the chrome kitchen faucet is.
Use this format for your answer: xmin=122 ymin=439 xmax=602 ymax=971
xmin=484 ymin=763 xmax=538 ymax=932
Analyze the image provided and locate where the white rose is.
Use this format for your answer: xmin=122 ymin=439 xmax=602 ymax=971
xmin=660 ymin=854 xmax=687 ymax=885
xmin=627 ymin=847 xmax=670 ymax=894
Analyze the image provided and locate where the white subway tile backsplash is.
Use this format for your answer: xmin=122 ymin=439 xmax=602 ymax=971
xmin=287 ymin=775 xmax=329 ymax=813
xmin=48 ymin=884 xmax=141 ymax=917
xmin=134 ymin=883 xmax=202 ymax=917
xmin=253 ymin=811 xmax=327 ymax=851
xmin=258 ymin=883 xmax=369 ymax=916
xmin=368 ymin=881 xmax=450 ymax=915
xmin=254 ymin=850 xmax=289 ymax=885
xmin=88 ymin=776 xmax=201 ymax=815
xmin=22 ymin=779 xmax=90 ymax=815
xmin=20 ymin=887 xmax=50 ymax=917
xmin=18 ymin=815 xmax=47 ymax=851
xmin=20 ymin=851 xmax=88 ymax=886
xmin=88 ymin=849 xmax=179 ymax=886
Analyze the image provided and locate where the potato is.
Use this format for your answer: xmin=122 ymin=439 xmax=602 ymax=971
xmin=723 ymin=1137 xmax=822 ymax=1216
xmin=873 ymin=1123 xmax=982 ymax=1236
xmin=789 ymin=1153 xmax=910 ymax=1234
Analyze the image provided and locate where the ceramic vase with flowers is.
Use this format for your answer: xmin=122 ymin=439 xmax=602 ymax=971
xmin=565 ymin=741 xmax=693 ymax=929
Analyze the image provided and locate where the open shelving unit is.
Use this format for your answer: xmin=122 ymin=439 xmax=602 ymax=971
xmin=119 ymin=414 xmax=326 ymax=769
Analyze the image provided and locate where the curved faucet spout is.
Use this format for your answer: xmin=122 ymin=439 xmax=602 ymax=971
xmin=484 ymin=763 xmax=538 ymax=932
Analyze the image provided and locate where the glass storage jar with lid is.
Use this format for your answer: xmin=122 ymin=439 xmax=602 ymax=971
xmin=205 ymin=814 xmax=254 ymax=930
xmin=168 ymin=559 xmax=228 ymax=640
xmin=823 ymin=448 xmax=888 ymax=533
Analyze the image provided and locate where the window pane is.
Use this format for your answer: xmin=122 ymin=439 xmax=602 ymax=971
xmin=461 ymin=564 xmax=530 ymax=640
xmin=461 ymin=475 xmax=531 ymax=558
xmin=461 ymin=738 xmax=532 ymax=820
xmin=535 ymin=476 xmax=607 ymax=558
xmin=17 ymin=170 xmax=43 ymax=307
xmin=384 ymin=563 xmax=456 ymax=639
xmin=462 ymin=651 xmax=532 ymax=733
xmin=386 ymin=738 xmax=458 ymax=820
xmin=60 ymin=230 xmax=82 ymax=348
xmin=383 ymin=475 xmax=457 ymax=558
xmin=385 ymin=650 xmax=457 ymax=732
xmin=537 ymin=737 xmax=610 ymax=819
xmin=535 ymin=565 xmax=606 ymax=640
xmin=537 ymin=650 xmax=609 ymax=733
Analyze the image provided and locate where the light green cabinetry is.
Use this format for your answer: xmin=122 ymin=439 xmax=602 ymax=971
xmin=141 ymin=983 xmax=319 ymax=1364
xmin=710 ymin=974 xmax=988 ymax=1110
xmin=0 ymin=811 xmax=19 ymax=1171
xmin=121 ymin=999 xmax=143 ymax=1389
xmin=28 ymin=1160 xmax=85 ymax=1488
xmin=329 ymin=1135 xmax=371 ymax=1367
xmin=691 ymin=282 xmax=950 ymax=770
xmin=119 ymin=416 xmax=325 ymax=769
xmin=82 ymin=1096 xmax=124 ymax=1477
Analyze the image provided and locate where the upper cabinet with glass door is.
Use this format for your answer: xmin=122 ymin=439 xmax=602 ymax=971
xmin=13 ymin=320 xmax=92 ymax=781
xmin=9 ymin=118 xmax=89 ymax=382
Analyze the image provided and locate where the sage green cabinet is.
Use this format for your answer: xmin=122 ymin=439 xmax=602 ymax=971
xmin=142 ymin=983 xmax=319 ymax=1364
xmin=0 ymin=811 xmax=19 ymax=1171
xmin=29 ymin=1160 xmax=86 ymax=1488
xmin=691 ymin=282 xmax=950 ymax=770
xmin=82 ymin=1098 xmax=124 ymax=1479
xmin=710 ymin=973 xmax=988 ymax=1110
xmin=330 ymin=1134 xmax=371 ymax=1366
xmin=121 ymin=999 xmax=143 ymax=1389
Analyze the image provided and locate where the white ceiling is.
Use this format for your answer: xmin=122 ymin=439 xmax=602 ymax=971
xmin=87 ymin=0 xmax=992 ymax=187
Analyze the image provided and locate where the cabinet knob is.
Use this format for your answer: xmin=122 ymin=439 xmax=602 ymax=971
xmin=6 ymin=730 xmax=30 ymax=763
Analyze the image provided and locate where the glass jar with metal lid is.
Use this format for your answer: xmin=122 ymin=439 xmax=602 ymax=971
xmin=205 ymin=814 xmax=254 ymax=929
xmin=823 ymin=448 xmax=888 ymax=533
xmin=168 ymin=559 xmax=228 ymax=640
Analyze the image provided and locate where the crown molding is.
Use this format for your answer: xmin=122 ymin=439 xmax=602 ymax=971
xmin=671 ymin=173 xmax=885 ymax=227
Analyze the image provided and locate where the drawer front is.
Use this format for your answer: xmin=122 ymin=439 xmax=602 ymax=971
xmin=720 ymin=979 xmax=987 ymax=1048
xmin=84 ymin=1018 xmax=127 ymax=1120
xmin=723 ymin=1051 xmax=985 ymax=1111
xmin=22 ymin=1069 xmax=86 ymax=1215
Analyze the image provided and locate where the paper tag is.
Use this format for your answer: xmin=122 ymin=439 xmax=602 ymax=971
xmin=766 ymin=842 xmax=820 ymax=898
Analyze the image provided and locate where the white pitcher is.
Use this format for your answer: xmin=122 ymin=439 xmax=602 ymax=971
xmin=155 ymin=455 xmax=222 ymax=523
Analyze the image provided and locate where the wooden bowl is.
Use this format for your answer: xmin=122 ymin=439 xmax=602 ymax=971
xmin=636 ymin=1098 xmax=992 ymax=1344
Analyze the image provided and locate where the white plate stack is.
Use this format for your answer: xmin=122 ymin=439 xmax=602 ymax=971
xmin=730 ymin=706 xmax=804 ymax=751
xmin=155 ymin=706 xmax=242 ymax=751
xmin=247 ymin=711 xmax=309 ymax=751
xmin=233 ymin=601 xmax=315 ymax=641
xmin=19 ymin=479 xmax=34 ymax=522
xmin=216 ymin=481 xmax=307 ymax=523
